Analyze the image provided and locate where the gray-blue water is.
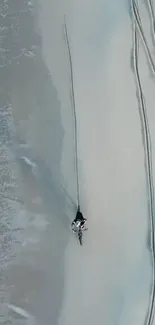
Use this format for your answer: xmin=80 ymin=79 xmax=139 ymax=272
xmin=0 ymin=1 xmax=71 ymax=324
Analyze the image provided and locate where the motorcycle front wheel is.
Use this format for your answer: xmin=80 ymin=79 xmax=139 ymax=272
xmin=78 ymin=229 xmax=83 ymax=245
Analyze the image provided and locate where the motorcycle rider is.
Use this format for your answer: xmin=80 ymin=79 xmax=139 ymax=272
xmin=71 ymin=205 xmax=87 ymax=233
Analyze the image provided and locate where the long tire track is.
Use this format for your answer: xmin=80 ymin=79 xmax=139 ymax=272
xmin=64 ymin=17 xmax=80 ymax=208
xmin=131 ymin=3 xmax=155 ymax=325
xmin=132 ymin=0 xmax=155 ymax=76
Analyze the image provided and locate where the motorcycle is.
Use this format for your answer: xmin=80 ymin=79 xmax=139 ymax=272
xmin=72 ymin=220 xmax=87 ymax=246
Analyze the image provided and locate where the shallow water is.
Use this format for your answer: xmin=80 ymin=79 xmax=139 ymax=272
xmin=0 ymin=1 xmax=71 ymax=324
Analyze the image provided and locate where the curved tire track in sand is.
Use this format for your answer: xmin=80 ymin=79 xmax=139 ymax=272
xmin=132 ymin=0 xmax=155 ymax=75
xmin=131 ymin=1 xmax=155 ymax=324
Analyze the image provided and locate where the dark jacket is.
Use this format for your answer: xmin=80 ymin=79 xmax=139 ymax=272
xmin=74 ymin=210 xmax=84 ymax=222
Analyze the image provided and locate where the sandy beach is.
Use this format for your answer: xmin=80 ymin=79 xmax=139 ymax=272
xmin=0 ymin=0 xmax=155 ymax=324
